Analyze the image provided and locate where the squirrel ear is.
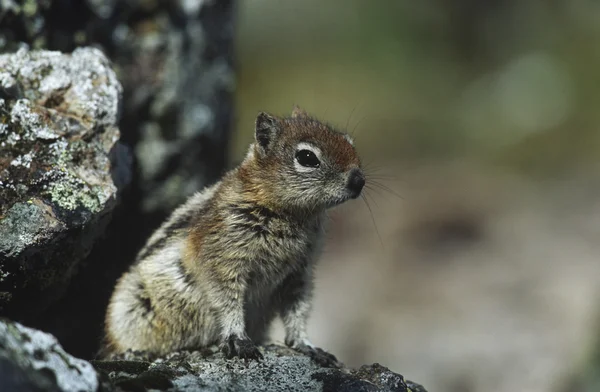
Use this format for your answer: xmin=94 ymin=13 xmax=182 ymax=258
xmin=291 ymin=105 xmax=308 ymax=119
xmin=255 ymin=112 xmax=280 ymax=155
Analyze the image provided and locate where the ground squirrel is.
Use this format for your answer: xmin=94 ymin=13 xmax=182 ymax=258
xmin=103 ymin=107 xmax=365 ymax=366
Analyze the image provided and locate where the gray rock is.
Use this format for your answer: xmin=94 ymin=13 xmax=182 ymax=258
xmin=0 ymin=319 xmax=99 ymax=392
xmin=0 ymin=47 xmax=128 ymax=314
xmin=94 ymin=345 xmax=428 ymax=392
xmin=0 ymin=0 xmax=235 ymax=359
xmin=0 ymin=318 xmax=427 ymax=392
xmin=0 ymin=0 xmax=235 ymax=214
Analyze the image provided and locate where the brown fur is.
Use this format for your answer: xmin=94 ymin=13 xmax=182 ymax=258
xmin=103 ymin=108 xmax=364 ymax=366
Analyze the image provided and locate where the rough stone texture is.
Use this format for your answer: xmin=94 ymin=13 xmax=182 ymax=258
xmin=0 ymin=318 xmax=429 ymax=392
xmin=0 ymin=319 xmax=99 ymax=392
xmin=0 ymin=0 xmax=235 ymax=213
xmin=94 ymin=345 xmax=428 ymax=392
xmin=0 ymin=47 xmax=127 ymax=316
xmin=0 ymin=0 xmax=235 ymax=359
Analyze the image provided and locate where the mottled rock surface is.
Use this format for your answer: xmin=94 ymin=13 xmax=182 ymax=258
xmin=0 ymin=47 xmax=127 ymax=315
xmin=95 ymin=345 xmax=427 ymax=392
xmin=0 ymin=319 xmax=99 ymax=392
xmin=0 ymin=318 xmax=427 ymax=392
xmin=0 ymin=0 xmax=235 ymax=213
xmin=0 ymin=0 xmax=235 ymax=358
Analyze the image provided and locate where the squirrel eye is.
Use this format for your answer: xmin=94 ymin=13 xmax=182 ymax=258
xmin=295 ymin=149 xmax=320 ymax=168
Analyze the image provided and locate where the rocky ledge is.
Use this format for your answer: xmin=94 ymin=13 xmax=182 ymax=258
xmin=0 ymin=47 xmax=130 ymax=316
xmin=0 ymin=319 xmax=426 ymax=392
xmin=0 ymin=45 xmax=427 ymax=392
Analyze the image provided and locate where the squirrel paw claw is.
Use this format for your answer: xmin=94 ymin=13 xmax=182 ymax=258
xmin=221 ymin=336 xmax=263 ymax=361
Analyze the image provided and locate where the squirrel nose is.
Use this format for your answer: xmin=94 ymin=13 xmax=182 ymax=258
xmin=347 ymin=168 xmax=365 ymax=199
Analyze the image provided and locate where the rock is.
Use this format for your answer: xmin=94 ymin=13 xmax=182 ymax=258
xmin=0 ymin=318 xmax=427 ymax=392
xmin=94 ymin=345 xmax=428 ymax=392
xmin=0 ymin=0 xmax=235 ymax=359
xmin=0 ymin=318 xmax=99 ymax=392
xmin=0 ymin=0 xmax=235 ymax=214
xmin=0 ymin=47 xmax=128 ymax=316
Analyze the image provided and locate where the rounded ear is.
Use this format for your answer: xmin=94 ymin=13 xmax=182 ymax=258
xmin=291 ymin=105 xmax=308 ymax=119
xmin=255 ymin=112 xmax=280 ymax=155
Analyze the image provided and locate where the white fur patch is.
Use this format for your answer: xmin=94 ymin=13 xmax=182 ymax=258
xmin=343 ymin=134 xmax=354 ymax=146
xmin=294 ymin=142 xmax=322 ymax=173
xmin=244 ymin=145 xmax=255 ymax=161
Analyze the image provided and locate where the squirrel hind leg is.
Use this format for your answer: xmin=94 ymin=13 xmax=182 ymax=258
xmin=105 ymin=271 xmax=161 ymax=354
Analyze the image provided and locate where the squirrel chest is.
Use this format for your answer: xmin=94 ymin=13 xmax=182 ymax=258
xmin=187 ymin=200 xmax=323 ymax=291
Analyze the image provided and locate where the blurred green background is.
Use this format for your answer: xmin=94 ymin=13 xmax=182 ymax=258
xmin=232 ymin=0 xmax=600 ymax=176
xmin=231 ymin=2 xmax=600 ymax=392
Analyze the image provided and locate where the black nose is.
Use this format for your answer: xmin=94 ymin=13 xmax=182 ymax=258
xmin=347 ymin=169 xmax=365 ymax=198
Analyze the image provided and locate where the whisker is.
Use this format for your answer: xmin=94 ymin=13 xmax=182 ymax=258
xmin=364 ymin=185 xmax=384 ymax=199
xmin=361 ymin=193 xmax=384 ymax=249
xmin=362 ymin=164 xmax=400 ymax=180
xmin=363 ymin=163 xmax=394 ymax=172
xmin=364 ymin=174 xmax=399 ymax=181
xmin=346 ymin=105 xmax=357 ymax=133
xmin=366 ymin=181 xmax=404 ymax=199
xmin=351 ymin=115 xmax=367 ymax=137
xmin=363 ymin=161 xmax=384 ymax=169
xmin=364 ymin=185 xmax=392 ymax=204
xmin=364 ymin=188 xmax=380 ymax=209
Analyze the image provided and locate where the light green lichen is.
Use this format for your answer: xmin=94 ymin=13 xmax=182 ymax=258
xmin=46 ymin=177 xmax=103 ymax=213
xmin=39 ymin=137 xmax=109 ymax=213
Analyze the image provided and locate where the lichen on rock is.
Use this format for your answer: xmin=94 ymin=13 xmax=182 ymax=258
xmin=0 ymin=47 xmax=129 ymax=315
xmin=0 ymin=0 xmax=235 ymax=215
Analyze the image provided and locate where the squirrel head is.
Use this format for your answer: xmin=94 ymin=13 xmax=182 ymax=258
xmin=241 ymin=106 xmax=364 ymax=213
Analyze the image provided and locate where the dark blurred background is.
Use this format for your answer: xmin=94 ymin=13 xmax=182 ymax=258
xmin=231 ymin=2 xmax=600 ymax=392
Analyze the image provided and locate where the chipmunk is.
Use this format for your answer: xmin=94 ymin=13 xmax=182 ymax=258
xmin=103 ymin=107 xmax=365 ymax=366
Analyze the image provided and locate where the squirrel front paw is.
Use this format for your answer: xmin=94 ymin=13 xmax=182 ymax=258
xmin=221 ymin=335 xmax=263 ymax=361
